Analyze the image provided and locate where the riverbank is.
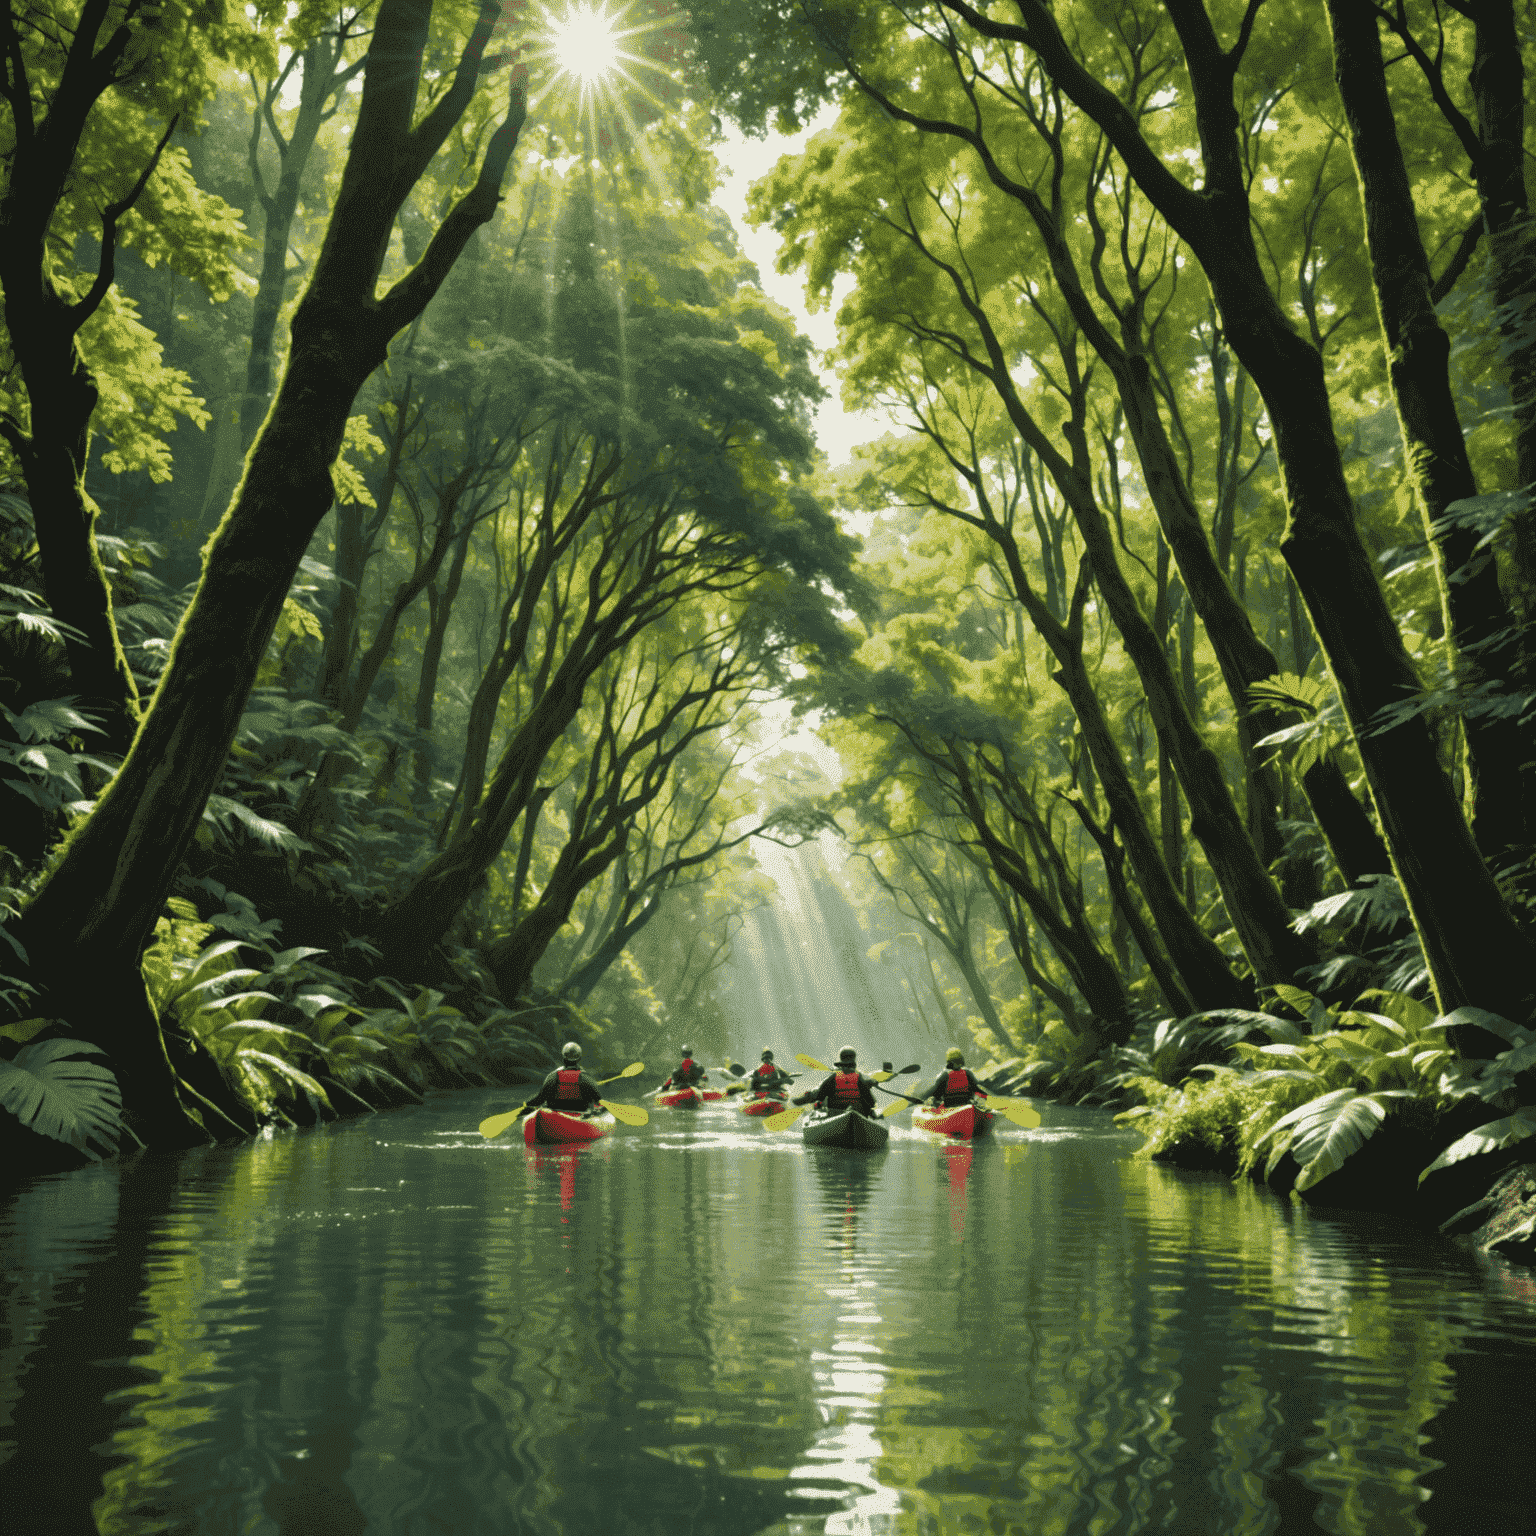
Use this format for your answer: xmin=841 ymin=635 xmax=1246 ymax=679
xmin=978 ymin=997 xmax=1536 ymax=1271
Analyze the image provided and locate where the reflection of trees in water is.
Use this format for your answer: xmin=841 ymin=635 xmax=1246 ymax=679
xmin=6 ymin=1111 xmax=1536 ymax=1534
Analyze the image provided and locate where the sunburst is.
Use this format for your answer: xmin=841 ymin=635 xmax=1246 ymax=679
xmin=523 ymin=0 xmax=678 ymax=147
xmin=548 ymin=3 xmax=622 ymax=86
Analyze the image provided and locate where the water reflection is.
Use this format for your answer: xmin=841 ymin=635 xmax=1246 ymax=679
xmin=2 ymin=1098 xmax=1535 ymax=1534
xmin=940 ymin=1142 xmax=973 ymax=1241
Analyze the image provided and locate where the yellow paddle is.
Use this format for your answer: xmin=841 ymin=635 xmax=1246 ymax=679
xmin=792 ymin=1053 xmax=919 ymax=1083
xmin=478 ymin=1061 xmax=646 ymax=1139
xmin=987 ymin=1097 xmax=1042 ymax=1128
xmin=769 ymin=1057 xmax=921 ymax=1130
xmin=763 ymin=1102 xmax=807 ymax=1131
xmin=887 ymin=1094 xmax=1042 ymax=1127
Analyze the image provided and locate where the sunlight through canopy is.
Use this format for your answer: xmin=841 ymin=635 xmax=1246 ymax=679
xmin=548 ymin=2 xmax=621 ymax=87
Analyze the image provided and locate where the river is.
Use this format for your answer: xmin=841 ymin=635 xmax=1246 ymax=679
xmin=3 ymin=1092 xmax=1536 ymax=1535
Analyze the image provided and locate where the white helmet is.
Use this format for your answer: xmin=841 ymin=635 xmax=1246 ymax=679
xmin=562 ymin=1042 xmax=582 ymax=1062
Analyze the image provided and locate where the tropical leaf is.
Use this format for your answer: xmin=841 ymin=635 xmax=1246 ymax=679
xmin=235 ymin=1049 xmax=332 ymax=1109
xmin=203 ymin=795 xmax=312 ymax=852
xmin=1293 ymin=875 xmax=1407 ymax=938
xmin=2 ymin=697 xmax=103 ymax=743
xmin=1353 ymin=989 xmax=1435 ymax=1033
xmin=1418 ymin=1109 xmax=1536 ymax=1182
xmin=0 ymin=1017 xmax=52 ymax=1045
xmin=1429 ymin=1007 xmax=1531 ymax=1046
xmin=1285 ymin=1090 xmax=1389 ymax=1193
xmin=1268 ymin=984 xmax=1330 ymax=1029
xmin=0 ymin=1040 xmax=122 ymax=1156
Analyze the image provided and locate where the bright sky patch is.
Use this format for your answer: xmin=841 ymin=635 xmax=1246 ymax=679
xmin=548 ymin=3 xmax=621 ymax=87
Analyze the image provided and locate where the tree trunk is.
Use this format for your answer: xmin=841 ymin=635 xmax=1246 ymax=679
xmin=1327 ymin=0 xmax=1527 ymax=862
xmin=0 ymin=0 xmax=162 ymax=751
xmin=241 ymin=37 xmax=356 ymax=451
xmin=1000 ymin=0 xmax=1535 ymax=1019
xmin=415 ymin=520 xmax=475 ymax=784
xmin=968 ymin=511 xmax=1250 ymax=1009
xmin=18 ymin=0 xmax=528 ymax=1135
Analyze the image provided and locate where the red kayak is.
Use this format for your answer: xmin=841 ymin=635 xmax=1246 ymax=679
xmin=740 ymin=1092 xmax=789 ymax=1118
xmin=657 ymin=1087 xmax=702 ymax=1109
xmin=523 ymin=1108 xmax=614 ymax=1146
xmin=913 ymin=1103 xmax=996 ymax=1139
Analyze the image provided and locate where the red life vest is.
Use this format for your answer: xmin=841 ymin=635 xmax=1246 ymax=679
xmin=946 ymin=1068 xmax=970 ymax=1096
xmin=833 ymin=1071 xmax=861 ymax=1104
xmin=675 ymin=1057 xmax=696 ymax=1084
xmin=555 ymin=1068 xmax=584 ymax=1103
xmin=753 ymin=1064 xmax=777 ymax=1085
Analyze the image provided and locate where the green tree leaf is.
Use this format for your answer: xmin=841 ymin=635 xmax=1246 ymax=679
xmin=0 ymin=1040 xmax=122 ymax=1156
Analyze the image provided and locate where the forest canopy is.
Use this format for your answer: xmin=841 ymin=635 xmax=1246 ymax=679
xmin=3 ymin=0 xmax=1536 ymax=1186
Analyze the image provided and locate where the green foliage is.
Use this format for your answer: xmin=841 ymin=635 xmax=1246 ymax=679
xmin=0 ymin=1038 xmax=122 ymax=1158
xmin=0 ymin=696 xmax=114 ymax=821
xmin=1419 ymin=1109 xmax=1536 ymax=1183
xmin=1113 ymin=981 xmax=1536 ymax=1195
xmin=1248 ymin=673 xmax=1348 ymax=777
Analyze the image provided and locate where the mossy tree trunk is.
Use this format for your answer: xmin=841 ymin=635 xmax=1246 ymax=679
xmin=1327 ymin=0 xmax=1527 ymax=863
xmin=973 ymin=0 xmax=1536 ymax=1020
xmin=0 ymin=0 xmax=167 ymax=752
xmin=18 ymin=0 xmax=528 ymax=1142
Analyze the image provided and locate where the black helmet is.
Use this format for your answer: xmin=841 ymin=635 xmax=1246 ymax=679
xmin=761 ymin=1049 xmax=774 ymax=1061
xmin=562 ymin=1041 xmax=582 ymax=1061
xmin=681 ymin=1043 xmax=694 ymax=1055
xmin=838 ymin=1046 xmax=857 ymax=1063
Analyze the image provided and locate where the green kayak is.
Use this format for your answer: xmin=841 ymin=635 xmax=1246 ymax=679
xmin=801 ymin=1107 xmax=890 ymax=1150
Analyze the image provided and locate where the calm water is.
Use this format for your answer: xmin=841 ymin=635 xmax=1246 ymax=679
xmin=3 ymin=1094 xmax=1536 ymax=1535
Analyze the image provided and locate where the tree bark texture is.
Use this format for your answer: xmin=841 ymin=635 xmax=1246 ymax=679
xmin=19 ymin=0 xmax=528 ymax=1133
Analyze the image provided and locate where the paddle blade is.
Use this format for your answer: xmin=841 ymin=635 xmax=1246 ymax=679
xmin=870 ymin=1070 xmax=893 ymax=1083
xmin=763 ymin=1103 xmax=807 ymax=1131
xmin=478 ymin=1106 xmax=528 ymax=1139
xmin=896 ymin=1063 xmax=921 ymax=1076
xmin=990 ymin=1098 xmax=1042 ymax=1128
xmin=882 ymin=1099 xmax=913 ymax=1118
xmin=795 ymin=1053 xmax=832 ymax=1072
xmin=604 ymin=1061 xmax=645 ymax=1081
xmin=602 ymin=1100 xmax=649 ymax=1126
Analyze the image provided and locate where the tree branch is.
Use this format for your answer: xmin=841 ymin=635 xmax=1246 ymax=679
xmin=68 ymin=113 xmax=180 ymax=335
xmin=375 ymin=78 xmax=526 ymax=333
xmin=1429 ymin=213 xmax=1483 ymax=305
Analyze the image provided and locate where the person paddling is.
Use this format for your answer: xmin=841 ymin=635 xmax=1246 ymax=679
xmin=925 ymin=1047 xmax=989 ymax=1110
xmin=659 ymin=1044 xmax=708 ymax=1093
xmin=520 ymin=1042 xmax=604 ymax=1117
xmin=793 ymin=1046 xmax=878 ymax=1119
xmin=749 ymin=1049 xmax=792 ymax=1097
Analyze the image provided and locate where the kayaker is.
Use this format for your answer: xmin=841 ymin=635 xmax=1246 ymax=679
xmin=521 ymin=1042 xmax=604 ymax=1116
xmin=750 ymin=1050 xmax=792 ymax=1096
xmin=793 ymin=1046 xmax=878 ymax=1118
xmin=660 ymin=1044 xmax=708 ymax=1092
xmin=925 ymin=1047 xmax=989 ymax=1109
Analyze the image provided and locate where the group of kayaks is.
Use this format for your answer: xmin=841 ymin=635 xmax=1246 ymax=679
xmin=520 ymin=1088 xmax=1000 ymax=1150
